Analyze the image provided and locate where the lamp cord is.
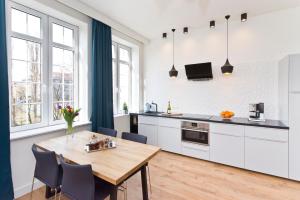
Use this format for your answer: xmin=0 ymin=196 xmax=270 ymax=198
xmin=226 ymin=19 xmax=229 ymax=59
xmin=173 ymin=30 xmax=175 ymax=66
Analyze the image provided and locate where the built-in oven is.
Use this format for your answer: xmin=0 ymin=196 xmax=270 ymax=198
xmin=181 ymin=121 xmax=209 ymax=146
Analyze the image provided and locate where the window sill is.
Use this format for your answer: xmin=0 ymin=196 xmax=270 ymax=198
xmin=10 ymin=121 xmax=91 ymax=141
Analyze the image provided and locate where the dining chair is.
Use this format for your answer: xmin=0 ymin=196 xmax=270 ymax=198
xmin=59 ymin=155 xmax=113 ymax=200
xmin=97 ymin=127 xmax=118 ymax=137
xmin=31 ymin=144 xmax=62 ymax=200
xmin=121 ymin=132 xmax=152 ymax=198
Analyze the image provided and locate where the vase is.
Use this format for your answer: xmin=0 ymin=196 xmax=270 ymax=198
xmin=66 ymin=121 xmax=74 ymax=138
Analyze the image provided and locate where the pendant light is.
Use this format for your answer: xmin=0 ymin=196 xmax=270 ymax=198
xmin=169 ymin=29 xmax=178 ymax=78
xmin=221 ymin=15 xmax=234 ymax=75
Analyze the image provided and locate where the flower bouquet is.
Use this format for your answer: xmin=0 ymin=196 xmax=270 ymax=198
xmin=59 ymin=105 xmax=80 ymax=136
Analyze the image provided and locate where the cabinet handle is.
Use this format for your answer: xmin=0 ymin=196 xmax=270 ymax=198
xmin=212 ymin=132 xmax=242 ymax=138
xmin=246 ymin=136 xmax=287 ymax=143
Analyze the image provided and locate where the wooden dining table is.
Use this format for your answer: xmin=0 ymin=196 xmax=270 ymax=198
xmin=36 ymin=131 xmax=161 ymax=200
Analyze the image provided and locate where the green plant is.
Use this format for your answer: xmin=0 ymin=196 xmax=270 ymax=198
xmin=59 ymin=105 xmax=80 ymax=134
xmin=123 ymin=102 xmax=128 ymax=111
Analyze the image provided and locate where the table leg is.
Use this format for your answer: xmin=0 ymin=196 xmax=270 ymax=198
xmin=141 ymin=165 xmax=149 ymax=200
xmin=110 ymin=185 xmax=118 ymax=200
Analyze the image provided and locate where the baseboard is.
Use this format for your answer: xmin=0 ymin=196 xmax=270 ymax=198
xmin=14 ymin=179 xmax=44 ymax=198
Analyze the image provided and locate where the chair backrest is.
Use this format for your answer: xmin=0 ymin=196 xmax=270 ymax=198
xmin=121 ymin=132 xmax=147 ymax=144
xmin=97 ymin=127 xmax=117 ymax=137
xmin=32 ymin=144 xmax=60 ymax=188
xmin=59 ymin=155 xmax=95 ymax=200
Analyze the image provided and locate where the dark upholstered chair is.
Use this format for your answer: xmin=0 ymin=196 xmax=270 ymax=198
xmin=121 ymin=132 xmax=151 ymax=198
xmin=121 ymin=132 xmax=147 ymax=144
xmin=31 ymin=144 xmax=62 ymax=200
xmin=97 ymin=127 xmax=118 ymax=137
xmin=59 ymin=155 xmax=113 ymax=200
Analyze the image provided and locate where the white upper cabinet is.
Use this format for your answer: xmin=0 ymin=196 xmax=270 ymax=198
xmin=289 ymin=55 xmax=300 ymax=93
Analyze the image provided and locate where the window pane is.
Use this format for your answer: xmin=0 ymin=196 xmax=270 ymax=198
xmin=53 ymin=47 xmax=64 ymax=66
xmin=27 ymin=83 xmax=41 ymax=103
xmin=64 ymin=68 xmax=73 ymax=84
xmin=28 ymin=62 xmax=41 ymax=82
xmin=52 ymin=23 xmax=64 ymax=44
xmin=27 ymin=14 xmax=41 ymax=38
xmin=11 ymin=38 xmax=27 ymax=61
xmin=12 ymin=83 xmax=26 ymax=104
xmin=11 ymin=9 xmax=26 ymax=34
xmin=64 ymin=85 xmax=73 ymax=101
xmin=11 ymin=105 xmax=27 ymax=126
xmin=53 ymin=66 xmax=63 ymax=84
xmin=119 ymin=63 xmax=130 ymax=111
xmin=53 ymin=103 xmax=63 ymax=120
xmin=64 ymin=50 xmax=73 ymax=67
xmin=64 ymin=27 xmax=73 ymax=47
xmin=27 ymin=42 xmax=40 ymax=63
xmin=12 ymin=60 xmax=27 ymax=82
xmin=28 ymin=104 xmax=41 ymax=124
xmin=112 ymin=45 xmax=116 ymax=59
xmin=119 ymin=47 xmax=130 ymax=62
xmin=53 ymin=84 xmax=63 ymax=101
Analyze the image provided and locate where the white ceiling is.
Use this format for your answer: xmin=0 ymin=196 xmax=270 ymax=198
xmin=79 ymin=0 xmax=300 ymax=39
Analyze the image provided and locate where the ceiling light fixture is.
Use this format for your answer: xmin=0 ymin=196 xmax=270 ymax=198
xmin=221 ymin=15 xmax=234 ymax=75
xmin=210 ymin=20 xmax=215 ymax=28
xmin=183 ymin=27 xmax=188 ymax=34
xmin=162 ymin=32 xmax=167 ymax=39
xmin=169 ymin=29 xmax=178 ymax=78
xmin=241 ymin=13 xmax=247 ymax=22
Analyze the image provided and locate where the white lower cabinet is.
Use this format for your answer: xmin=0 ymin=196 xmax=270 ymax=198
xmin=157 ymin=126 xmax=181 ymax=154
xmin=138 ymin=124 xmax=158 ymax=146
xmin=245 ymin=127 xmax=289 ymax=178
xmin=181 ymin=142 xmax=210 ymax=160
xmin=210 ymin=133 xmax=244 ymax=168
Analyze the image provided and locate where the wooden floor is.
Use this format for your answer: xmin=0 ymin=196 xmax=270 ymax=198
xmin=18 ymin=151 xmax=300 ymax=200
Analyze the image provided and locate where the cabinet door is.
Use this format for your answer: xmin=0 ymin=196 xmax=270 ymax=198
xmin=289 ymin=94 xmax=300 ymax=180
xmin=245 ymin=137 xmax=288 ymax=178
xmin=157 ymin=126 xmax=181 ymax=154
xmin=289 ymin=55 xmax=300 ymax=92
xmin=210 ymin=133 xmax=244 ymax=168
xmin=138 ymin=124 xmax=157 ymax=146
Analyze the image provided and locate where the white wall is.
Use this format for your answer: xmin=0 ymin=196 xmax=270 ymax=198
xmin=144 ymin=7 xmax=300 ymax=120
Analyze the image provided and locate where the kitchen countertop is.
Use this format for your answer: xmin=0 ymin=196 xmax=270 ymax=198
xmin=134 ymin=112 xmax=289 ymax=130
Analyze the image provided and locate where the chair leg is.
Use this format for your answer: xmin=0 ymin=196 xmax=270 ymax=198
xmin=147 ymin=166 xmax=152 ymax=194
xmin=30 ymin=177 xmax=35 ymax=200
xmin=54 ymin=188 xmax=57 ymax=200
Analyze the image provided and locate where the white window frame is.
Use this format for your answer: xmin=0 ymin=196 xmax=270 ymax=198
xmin=6 ymin=1 xmax=79 ymax=132
xmin=48 ymin=17 xmax=79 ymax=125
xmin=112 ymin=41 xmax=132 ymax=114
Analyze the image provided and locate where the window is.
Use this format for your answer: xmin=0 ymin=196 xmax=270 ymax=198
xmin=7 ymin=2 xmax=79 ymax=132
xmin=112 ymin=42 xmax=132 ymax=114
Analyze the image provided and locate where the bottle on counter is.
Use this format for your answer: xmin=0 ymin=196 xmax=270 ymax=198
xmin=167 ymin=101 xmax=172 ymax=114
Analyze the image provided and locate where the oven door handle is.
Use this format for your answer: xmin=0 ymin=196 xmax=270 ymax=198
xmin=181 ymin=128 xmax=209 ymax=133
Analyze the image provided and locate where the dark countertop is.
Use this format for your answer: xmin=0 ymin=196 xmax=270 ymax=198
xmin=134 ymin=112 xmax=289 ymax=130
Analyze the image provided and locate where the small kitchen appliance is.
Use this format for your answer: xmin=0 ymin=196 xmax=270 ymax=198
xmin=249 ymin=103 xmax=265 ymax=122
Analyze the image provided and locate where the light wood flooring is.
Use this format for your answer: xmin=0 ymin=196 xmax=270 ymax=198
xmin=18 ymin=151 xmax=300 ymax=200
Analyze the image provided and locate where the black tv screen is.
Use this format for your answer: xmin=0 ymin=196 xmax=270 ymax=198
xmin=185 ymin=62 xmax=213 ymax=80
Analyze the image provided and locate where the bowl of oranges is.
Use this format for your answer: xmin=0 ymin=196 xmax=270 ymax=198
xmin=220 ymin=111 xmax=235 ymax=120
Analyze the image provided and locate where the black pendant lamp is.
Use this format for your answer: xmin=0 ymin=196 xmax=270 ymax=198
xmin=169 ymin=29 xmax=178 ymax=78
xmin=221 ymin=15 xmax=234 ymax=75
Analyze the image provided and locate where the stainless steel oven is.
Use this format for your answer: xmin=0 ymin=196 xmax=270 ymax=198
xmin=181 ymin=121 xmax=209 ymax=145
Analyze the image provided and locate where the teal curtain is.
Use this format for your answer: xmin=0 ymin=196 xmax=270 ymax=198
xmin=0 ymin=0 xmax=14 ymax=199
xmin=91 ymin=19 xmax=114 ymax=131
